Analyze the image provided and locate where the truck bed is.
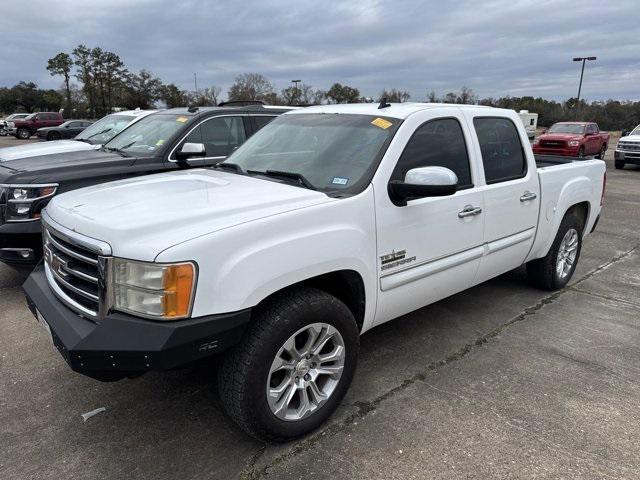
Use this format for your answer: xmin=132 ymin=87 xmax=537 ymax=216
xmin=535 ymin=154 xmax=594 ymax=168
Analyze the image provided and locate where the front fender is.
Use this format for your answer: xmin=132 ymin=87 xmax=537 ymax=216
xmin=156 ymin=189 xmax=378 ymax=330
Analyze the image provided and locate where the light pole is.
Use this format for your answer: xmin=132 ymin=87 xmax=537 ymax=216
xmin=291 ymin=79 xmax=301 ymax=104
xmin=572 ymin=56 xmax=596 ymax=105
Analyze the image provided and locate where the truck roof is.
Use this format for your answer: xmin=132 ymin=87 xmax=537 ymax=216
xmin=160 ymin=105 xmax=295 ymax=116
xmin=287 ymin=102 xmax=494 ymax=120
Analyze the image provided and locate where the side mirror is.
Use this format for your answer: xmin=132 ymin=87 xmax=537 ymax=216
xmin=175 ymin=142 xmax=206 ymax=162
xmin=540 ymin=128 xmax=547 ymax=134
xmin=388 ymin=166 xmax=458 ymax=206
xmin=622 ymin=131 xmax=630 ymax=137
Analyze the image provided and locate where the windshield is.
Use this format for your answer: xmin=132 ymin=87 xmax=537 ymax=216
xmin=631 ymin=125 xmax=640 ymax=136
xmin=8 ymin=114 xmax=29 ymax=121
xmin=103 ymin=114 xmax=190 ymax=155
xmin=76 ymin=114 xmax=136 ymax=144
xmin=224 ymin=113 xmax=400 ymax=194
xmin=548 ymin=123 xmax=585 ymax=134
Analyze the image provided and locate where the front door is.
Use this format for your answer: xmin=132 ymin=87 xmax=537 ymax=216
xmin=466 ymin=114 xmax=539 ymax=283
xmin=373 ymin=110 xmax=485 ymax=326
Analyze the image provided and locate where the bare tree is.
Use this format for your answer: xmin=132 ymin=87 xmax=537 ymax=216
xmin=228 ymin=73 xmax=275 ymax=102
xmin=46 ymin=53 xmax=73 ymax=113
xmin=378 ymin=88 xmax=411 ymax=103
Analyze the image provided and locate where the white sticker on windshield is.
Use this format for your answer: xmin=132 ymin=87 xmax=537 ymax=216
xmin=332 ymin=177 xmax=349 ymax=185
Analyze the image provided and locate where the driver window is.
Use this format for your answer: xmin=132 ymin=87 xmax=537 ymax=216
xmin=391 ymin=118 xmax=472 ymax=188
xmin=181 ymin=116 xmax=246 ymax=158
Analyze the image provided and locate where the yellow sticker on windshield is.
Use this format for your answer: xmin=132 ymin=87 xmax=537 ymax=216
xmin=156 ymin=139 xmax=165 ymax=146
xmin=371 ymin=117 xmax=392 ymax=129
xmin=176 ymin=116 xmax=188 ymax=123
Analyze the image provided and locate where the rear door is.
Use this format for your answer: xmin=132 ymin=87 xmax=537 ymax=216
xmin=467 ymin=114 xmax=539 ymax=283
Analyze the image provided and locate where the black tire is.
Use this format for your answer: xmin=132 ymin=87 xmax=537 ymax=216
xmin=527 ymin=213 xmax=583 ymax=291
xmin=17 ymin=128 xmax=30 ymax=139
xmin=47 ymin=132 xmax=60 ymax=141
xmin=219 ymin=287 xmax=359 ymax=442
xmin=578 ymin=146 xmax=585 ymax=158
xmin=597 ymin=144 xmax=607 ymax=159
xmin=614 ymin=160 xmax=625 ymax=170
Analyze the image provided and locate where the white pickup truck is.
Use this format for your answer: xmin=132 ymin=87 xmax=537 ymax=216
xmin=24 ymin=103 xmax=606 ymax=441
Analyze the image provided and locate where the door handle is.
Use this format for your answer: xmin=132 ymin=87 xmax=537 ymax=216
xmin=458 ymin=205 xmax=482 ymax=218
xmin=520 ymin=191 xmax=537 ymax=202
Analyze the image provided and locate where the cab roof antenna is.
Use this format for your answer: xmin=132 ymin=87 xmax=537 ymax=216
xmin=378 ymin=97 xmax=391 ymax=109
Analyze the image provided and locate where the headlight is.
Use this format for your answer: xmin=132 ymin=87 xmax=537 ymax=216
xmin=113 ymin=259 xmax=196 ymax=320
xmin=568 ymin=140 xmax=580 ymax=147
xmin=2 ymin=184 xmax=57 ymax=221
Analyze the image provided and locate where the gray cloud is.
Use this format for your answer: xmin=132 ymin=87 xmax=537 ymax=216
xmin=1 ymin=0 xmax=638 ymax=101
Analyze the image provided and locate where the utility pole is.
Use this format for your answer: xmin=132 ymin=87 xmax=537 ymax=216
xmin=572 ymin=56 xmax=596 ymax=107
xmin=291 ymin=79 xmax=301 ymax=104
xmin=194 ymin=72 xmax=199 ymax=97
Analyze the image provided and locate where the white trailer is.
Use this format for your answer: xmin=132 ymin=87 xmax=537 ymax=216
xmin=519 ymin=110 xmax=538 ymax=139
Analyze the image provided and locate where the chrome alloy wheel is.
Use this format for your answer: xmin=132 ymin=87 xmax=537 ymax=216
xmin=267 ymin=323 xmax=345 ymax=421
xmin=556 ymin=228 xmax=579 ymax=279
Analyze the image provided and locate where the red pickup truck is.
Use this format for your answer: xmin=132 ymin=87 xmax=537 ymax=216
xmin=532 ymin=122 xmax=609 ymax=159
xmin=13 ymin=112 xmax=64 ymax=139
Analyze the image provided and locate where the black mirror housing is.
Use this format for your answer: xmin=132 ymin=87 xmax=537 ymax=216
xmin=388 ymin=180 xmax=457 ymax=206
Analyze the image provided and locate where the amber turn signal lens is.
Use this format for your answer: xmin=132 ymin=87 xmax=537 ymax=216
xmin=162 ymin=263 xmax=195 ymax=318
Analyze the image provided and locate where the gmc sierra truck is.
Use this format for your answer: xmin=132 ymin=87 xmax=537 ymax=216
xmin=615 ymin=123 xmax=640 ymax=169
xmin=24 ymin=103 xmax=606 ymax=442
xmin=533 ymin=121 xmax=609 ymax=159
xmin=0 ymin=105 xmax=288 ymax=267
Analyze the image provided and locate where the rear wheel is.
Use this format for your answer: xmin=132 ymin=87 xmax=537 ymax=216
xmin=17 ymin=128 xmax=30 ymax=139
xmin=527 ymin=213 xmax=583 ymax=290
xmin=219 ymin=287 xmax=359 ymax=442
xmin=614 ymin=160 xmax=625 ymax=169
xmin=597 ymin=144 xmax=607 ymax=159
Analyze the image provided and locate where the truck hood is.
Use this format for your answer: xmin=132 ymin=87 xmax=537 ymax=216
xmin=45 ymin=169 xmax=334 ymax=261
xmin=0 ymin=140 xmax=98 ymax=162
xmin=619 ymin=134 xmax=640 ymax=143
xmin=538 ymin=133 xmax=583 ymax=142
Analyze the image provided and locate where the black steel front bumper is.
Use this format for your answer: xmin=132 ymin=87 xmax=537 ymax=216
xmin=615 ymin=150 xmax=640 ymax=165
xmin=23 ymin=263 xmax=251 ymax=381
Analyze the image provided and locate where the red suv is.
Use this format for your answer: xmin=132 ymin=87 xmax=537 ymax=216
xmin=13 ymin=112 xmax=64 ymax=139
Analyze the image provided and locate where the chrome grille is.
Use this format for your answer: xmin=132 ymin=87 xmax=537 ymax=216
xmin=42 ymin=213 xmax=112 ymax=320
xmin=618 ymin=141 xmax=640 ymax=152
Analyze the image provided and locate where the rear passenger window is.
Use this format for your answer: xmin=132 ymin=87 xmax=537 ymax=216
xmin=181 ymin=116 xmax=246 ymax=158
xmin=253 ymin=116 xmax=276 ymax=132
xmin=391 ymin=118 xmax=472 ymax=188
xmin=473 ymin=117 xmax=526 ymax=184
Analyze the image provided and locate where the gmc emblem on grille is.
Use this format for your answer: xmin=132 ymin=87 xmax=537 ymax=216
xmin=51 ymin=253 xmax=70 ymax=279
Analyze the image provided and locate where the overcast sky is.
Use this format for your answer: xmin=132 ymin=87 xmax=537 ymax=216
xmin=2 ymin=0 xmax=639 ymax=102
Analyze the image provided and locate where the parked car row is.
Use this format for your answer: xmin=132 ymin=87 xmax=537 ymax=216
xmin=1 ymin=101 xmax=606 ymax=441
xmin=0 ymin=105 xmax=289 ymax=265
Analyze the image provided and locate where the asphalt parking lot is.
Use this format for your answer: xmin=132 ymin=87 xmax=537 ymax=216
xmin=1 ymin=140 xmax=639 ymax=479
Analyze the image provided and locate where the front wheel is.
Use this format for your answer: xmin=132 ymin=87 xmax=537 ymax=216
xmin=47 ymin=132 xmax=60 ymax=141
xmin=578 ymin=146 xmax=585 ymax=158
xmin=17 ymin=128 xmax=30 ymax=139
xmin=219 ymin=287 xmax=359 ymax=442
xmin=527 ymin=213 xmax=583 ymax=290
xmin=614 ymin=160 xmax=625 ymax=169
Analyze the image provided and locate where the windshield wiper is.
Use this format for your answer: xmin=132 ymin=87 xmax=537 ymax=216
xmin=81 ymin=128 xmax=112 ymax=141
xmin=213 ymin=162 xmax=246 ymax=174
xmin=247 ymin=169 xmax=316 ymax=190
xmin=104 ymin=145 xmax=131 ymax=157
